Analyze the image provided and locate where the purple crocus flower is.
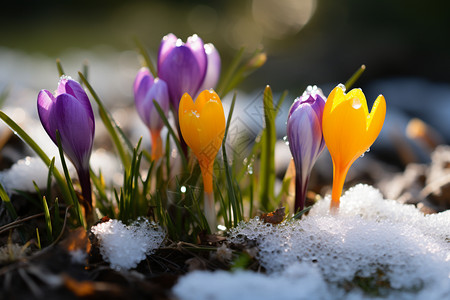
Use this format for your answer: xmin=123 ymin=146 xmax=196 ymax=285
xmin=286 ymin=85 xmax=326 ymax=212
xmin=37 ymin=76 xmax=95 ymax=210
xmin=133 ymin=67 xmax=170 ymax=160
xmin=157 ymin=33 xmax=221 ymax=113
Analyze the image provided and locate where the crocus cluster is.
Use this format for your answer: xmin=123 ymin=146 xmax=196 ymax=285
xmin=133 ymin=68 xmax=169 ymax=160
xmin=286 ymin=86 xmax=326 ymax=212
xmin=37 ymin=76 xmax=95 ymax=212
xmin=287 ymin=84 xmax=386 ymax=214
xmin=179 ymin=89 xmax=226 ymax=229
xmin=322 ymin=85 xmax=386 ymax=212
xmin=134 ymin=33 xmax=221 ymax=157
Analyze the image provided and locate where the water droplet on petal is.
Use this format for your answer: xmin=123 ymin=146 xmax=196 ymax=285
xmin=351 ymin=98 xmax=361 ymax=109
xmin=283 ymin=136 xmax=289 ymax=146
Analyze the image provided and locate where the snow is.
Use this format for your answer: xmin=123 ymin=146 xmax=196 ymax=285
xmin=173 ymin=184 xmax=450 ymax=300
xmin=90 ymin=218 xmax=165 ymax=271
xmin=0 ymin=156 xmax=53 ymax=194
xmin=173 ymin=262 xmax=330 ymax=300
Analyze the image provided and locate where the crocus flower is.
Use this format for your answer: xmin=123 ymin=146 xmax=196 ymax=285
xmin=158 ymin=34 xmax=221 ymax=110
xmin=37 ymin=76 xmax=95 ymax=211
xmin=179 ymin=89 xmax=226 ymax=229
xmin=287 ymin=85 xmax=326 ymax=212
xmin=134 ymin=67 xmax=170 ymax=160
xmin=322 ymin=85 xmax=386 ymax=212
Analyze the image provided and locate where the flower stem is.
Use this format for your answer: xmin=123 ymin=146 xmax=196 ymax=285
xmin=204 ymin=191 xmax=216 ymax=232
xmin=330 ymin=163 xmax=350 ymax=214
xmin=200 ymin=160 xmax=216 ymax=231
xmin=77 ymin=168 xmax=93 ymax=219
xmin=150 ymin=131 xmax=163 ymax=161
xmin=294 ymin=173 xmax=309 ymax=213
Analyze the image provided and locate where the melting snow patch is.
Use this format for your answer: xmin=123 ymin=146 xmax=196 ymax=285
xmin=173 ymin=184 xmax=450 ymax=300
xmin=173 ymin=262 xmax=330 ymax=300
xmin=0 ymin=156 xmax=50 ymax=194
xmin=90 ymin=218 xmax=165 ymax=271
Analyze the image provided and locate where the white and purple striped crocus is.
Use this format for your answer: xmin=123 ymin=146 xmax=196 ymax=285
xmin=157 ymin=33 xmax=221 ymax=114
xmin=134 ymin=67 xmax=170 ymax=160
xmin=286 ymin=85 xmax=326 ymax=212
xmin=37 ymin=76 xmax=95 ymax=210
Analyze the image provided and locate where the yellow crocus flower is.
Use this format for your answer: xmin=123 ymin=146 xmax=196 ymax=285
xmin=322 ymin=85 xmax=386 ymax=212
xmin=179 ymin=89 xmax=226 ymax=229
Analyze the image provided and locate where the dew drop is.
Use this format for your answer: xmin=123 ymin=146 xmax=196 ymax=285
xmin=283 ymin=136 xmax=289 ymax=146
xmin=351 ymin=98 xmax=362 ymax=109
xmin=337 ymin=83 xmax=346 ymax=92
xmin=180 ymin=186 xmax=187 ymax=193
xmin=247 ymin=164 xmax=254 ymax=175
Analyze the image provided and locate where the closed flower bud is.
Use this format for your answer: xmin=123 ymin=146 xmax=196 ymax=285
xmin=287 ymin=85 xmax=326 ymax=212
xmin=134 ymin=67 xmax=170 ymax=160
xmin=37 ymin=76 xmax=95 ymax=209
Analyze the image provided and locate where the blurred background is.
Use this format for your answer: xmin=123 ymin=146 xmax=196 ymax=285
xmin=0 ymin=0 xmax=449 ymax=166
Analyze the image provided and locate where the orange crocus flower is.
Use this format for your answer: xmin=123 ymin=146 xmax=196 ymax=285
xmin=322 ymin=85 xmax=386 ymax=212
xmin=179 ymin=89 xmax=226 ymax=229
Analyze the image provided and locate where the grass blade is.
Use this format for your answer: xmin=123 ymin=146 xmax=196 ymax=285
xmin=260 ymin=86 xmax=276 ymax=211
xmin=134 ymin=37 xmax=158 ymax=78
xmin=56 ymin=58 xmax=65 ymax=77
xmin=153 ymin=100 xmax=188 ymax=168
xmin=344 ymin=65 xmax=366 ymax=90
xmin=56 ymin=131 xmax=85 ymax=227
xmin=0 ymin=182 xmax=17 ymax=219
xmin=221 ymin=92 xmax=242 ymax=225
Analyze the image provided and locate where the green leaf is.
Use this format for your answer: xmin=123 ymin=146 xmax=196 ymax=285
xmin=56 ymin=130 xmax=85 ymax=227
xmin=344 ymin=65 xmax=366 ymax=90
xmin=56 ymin=58 xmax=65 ymax=77
xmin=153 ymin=100 xmax=188 ymax=168
xmin=0 ymin=182 xmax=17 ymax=220
xmin=292 ymin=205 xmax=312 ymax=219
xmin=36 ymin=185 xmax=52 ymax=243
xmin=134 ymin=37 xmax=158 ymax=78
xmin=260 ymin=85 xmax=276 ymax=211
xmin=221 ymin=92 xmax=243 ymax=226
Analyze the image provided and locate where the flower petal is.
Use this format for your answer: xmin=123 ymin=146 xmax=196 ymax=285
xmin=159 ymin=46 xmax=205 ymax=109
xmin=197 ymin=93 xmax=225 ymax=159
xmin=199 ymin=43 xmax=221 ymax=92
xmin=147 ymin=78 xmax=170 ymax=131
xmin=133 ymin=67 xmax=152 ymax=98
xmin=179 ymin=93 xmax=202 ymax=155
xmin=157 ymin=33 xmax=178 ymax=71
xmin=366 ymin=94 xmax=386 ymax=146
xmin=50 ymin=94 xmax=94 ymax=170
xmin=289 ymin=104 xmax=323 ymax=170
xmin=186 ymin=34 xmax=207 ymax=83
xmin=64 ymin=79 xmax=95 ymax=124
xmin=323 ymin=95 xmax=367 ymax=170
xmin=134 ymin=71 xmax=153 ymax=124
xmin=37 ymin=89 xmax=56 ymax=142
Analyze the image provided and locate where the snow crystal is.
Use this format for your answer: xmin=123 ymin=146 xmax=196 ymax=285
xmin=173 ymin=262 xmax=329 ymax=300
xmin=0 ymin=156 xmax=50 ymax=194
xmin=90 ymin=218 xmax=165 ymax=271
xmin=174 ymin=184 xmax=450 ymax=300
